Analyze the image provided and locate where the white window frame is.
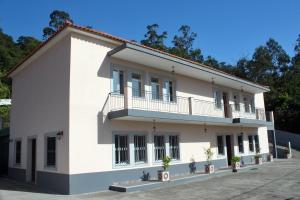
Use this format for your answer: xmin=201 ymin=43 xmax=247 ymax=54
xmin=237 ymin=134 xmax=244 ymax=154
xmin=14 ymin=139 xmax=22 ymax=166
xmin=232 ymin=92 xmax=240 ymax=111
xmin=216 ymin=135 xmax=225 ymax=156
xmin=153 ymin=135 xmax=166 ymax=162
xmin=169 ymin=135 xmax=180 ymax=160
xmin=112 ymin=131 xmax=149 ymax=168
xmin=114 ymin=134 xmax=130 ymax=166
xmin=44 ymin=133 xmax=57 ymax=169
xmin=213 ymin=89 xmax=222 ymax=109
xmin=134 ymin=135 xmax=147 ymax=164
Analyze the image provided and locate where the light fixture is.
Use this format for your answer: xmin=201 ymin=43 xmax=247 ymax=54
xmin=56 ymin=131 xmax=64 ymax=140
xmin=152 ymin=119 xmax=156 ymax=133
xmin=211 ymin=78 xmax=215 ymax=85
xmin=204 ymin=123 xmax=207 ymax=133
xmin=171 ymin=66 xmax=175 ymax=74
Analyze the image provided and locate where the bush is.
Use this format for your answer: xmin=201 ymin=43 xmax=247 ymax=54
xmin=204 ymin=148 xmax=214 ymax=165
xmin=162 ymin=156 xmax=171 ymax=171
xmin=231 ymin=156 xmax=241 ymax=163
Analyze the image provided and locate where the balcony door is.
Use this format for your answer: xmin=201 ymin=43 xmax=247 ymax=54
xmin=223 ymin=92 xmax=230 ymax=118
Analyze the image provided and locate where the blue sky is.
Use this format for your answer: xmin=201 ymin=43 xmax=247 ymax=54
xmin=1 ymin=0 xmax=300 ymax=64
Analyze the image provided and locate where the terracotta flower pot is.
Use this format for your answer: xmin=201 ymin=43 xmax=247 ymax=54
xmin=158 ymin=170 xmax=170 ymax=182
xmin=232 ymin=161 xmax=241 ymax=172
xmin=205 ymin=164 xmax=215 ymax=174
xmin=255 ymin=157 xmax=263 ymax=165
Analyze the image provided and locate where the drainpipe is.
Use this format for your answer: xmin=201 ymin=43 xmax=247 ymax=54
xmin=273 ymin=129 xmax=278 ymax=158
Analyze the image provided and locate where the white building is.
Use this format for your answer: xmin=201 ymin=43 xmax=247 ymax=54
xmin=7 ymin=22 xmax=274 ymax=194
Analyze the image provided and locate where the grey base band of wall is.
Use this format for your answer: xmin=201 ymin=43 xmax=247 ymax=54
xmin=9 ymin=159 xmax=226 ymax=194
xmin=8 ymin=155 xmax=268 ymax=195
xmin=36 ymin=171 xmax=69 ymax=194
xmin=68 ymin=159 xmax=227 ymax=194
xmin=241 ymin=153 xmax=268 ymax=165
xmin=8 ymin=167 xmax=26 ymax=182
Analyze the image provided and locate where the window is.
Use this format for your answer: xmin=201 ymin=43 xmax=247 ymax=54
xmin=217 ymin=136 xmax=224 ymax=155
xmin=169 ymin=135 xmax=180 ymax=160
xmin=233 ymin=94 xmax=240 ymax=111
xmin=213 ymin=90 xmax=222 ymax=109
xmin=15 ymin=140 xmax=21 ymax=164
xmin=244 ymin=96 xmax=250 ymax=113
xmin=248 ymin=135 xmax=254 ymax=152
xmin=131 ymin=73 xmax=142 ymax=97
xmin=134 ymin=135 xmax=147 ymax=163
xmin=115 ymin=135 xmax=129 ymax=165
xmin=46 ymin=136 xmax=56 ymax=167
xmin=112 ymin=69 xmax=124 ymax=94
xmin=250 ymin=97 xmax=255 ymax=113
xmin=238 ymin=135 xmax=244 ymax=153
xmin=154 ymin=135 xmax=165 ymax=161
xmin=151 ymin=78 xmax=160 ymax=100
xmin=254 ymin=135 xmax=260 ymax=153
xmin=163 ymin=80 xmax=174 ymax=102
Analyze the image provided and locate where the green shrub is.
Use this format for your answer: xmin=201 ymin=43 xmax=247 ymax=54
xmin=204 ymin=148 xmax=214 ymax=165
xmin=162 ymin=156 xmax=171 ymax=171
xmin=231 ymin=156 xmax=241 ymax=163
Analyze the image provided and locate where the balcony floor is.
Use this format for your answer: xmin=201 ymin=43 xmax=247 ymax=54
xmin=108 ymin=109 xmax=267 ymax=127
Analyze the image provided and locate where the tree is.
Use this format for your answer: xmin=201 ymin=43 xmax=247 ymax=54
xmin=141 ymin=24 xmax=167 ymax=51
xmin=17 ymin=36 xmax=40 ymax=57
xmin=43 ymin=10 xmax=73 ymax=40
xmin=169 ymin=25 xmax=203 ymax=63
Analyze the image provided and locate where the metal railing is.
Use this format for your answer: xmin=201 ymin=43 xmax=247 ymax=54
xmin=265 ymin=111 xmax=274 ymax=122
xmin=193 ymin=99 xmax=225 ymax=117
xmin=230 ymin=104 xmax=257 ymax=120
xmin=256 ymin=108 xmax=266 ymax=121
xmin=108 ymin=91 xmax=267 ymax=121
xmin=131 ymin=90 xmax=189 ymax=114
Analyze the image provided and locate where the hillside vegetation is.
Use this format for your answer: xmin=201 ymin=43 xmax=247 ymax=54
xmin=0 ymin=10 xmax=299 ymax=133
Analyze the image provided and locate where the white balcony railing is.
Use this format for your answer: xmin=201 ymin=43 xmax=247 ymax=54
xmin=107 ymin=88 xmax=267 ymax=121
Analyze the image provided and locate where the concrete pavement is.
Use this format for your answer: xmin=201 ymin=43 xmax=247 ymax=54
xmin=1 ymin=158 xmax=300 ymax=200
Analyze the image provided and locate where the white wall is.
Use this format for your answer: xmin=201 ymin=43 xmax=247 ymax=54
xmin=68 ymin=33 xmax=269 ymax=174
xmin=9 ymin=35 xmax=71 ymax=175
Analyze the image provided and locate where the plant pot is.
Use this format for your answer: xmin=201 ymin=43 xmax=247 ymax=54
xmin=255 ymin=157 xmax=263 ymax=165
xmin=285 ymin=153 xmax=292 ymax=159
xmin=205 ymin=164 xmax=215 ymax=174
xmin=267 ymin=154 xmax=273 ymax=162
xmin=232 ymin=161 xmax=240 ymax=172
xmin=158 ymin=170 xmax=169 ymax=182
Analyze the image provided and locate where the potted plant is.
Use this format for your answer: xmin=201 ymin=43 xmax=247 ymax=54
xmin=284 ymin=149 xmax=292 ymax=159
xmin=158 ymin=156 xmax=171 ymax=182
xmin=204 ymin=148 xmax=214 ymax=174
xmin=231 ymin=156 xmax=241 ymax=172
xmin=255 ymin=148 xmax=262 ymax=165
xmin=267 ymin=153 xmax=274 ymax=162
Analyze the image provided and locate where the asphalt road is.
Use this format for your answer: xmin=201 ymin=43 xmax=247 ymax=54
xmin=1 ymin=158 xmax=300 ymax=200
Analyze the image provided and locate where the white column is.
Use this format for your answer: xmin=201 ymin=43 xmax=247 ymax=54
xmin=188 ymin=97 xmax=194 ymax=115
xmin=124 ymin=73 xmax=132 ymax=109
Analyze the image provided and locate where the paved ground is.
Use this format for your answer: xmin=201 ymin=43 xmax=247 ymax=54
xmin=1 ymin=158 xmax=300 ymax=200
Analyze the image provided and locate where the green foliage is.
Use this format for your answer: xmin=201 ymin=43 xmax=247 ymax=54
xmin=43 ymin=10 xmax=73 ymax=40
xmin=204 ymin=148 xmax=214 ymax=165
xmin=169 ymin=25 xmax=203 ymax=63
xmin=141 ymin=24 xmax=168 ymax=51
xmin=162 ymin=156 xmax=171 ymax=171
xmin=0 ymin=105 xmax=11 ymax=128
xmin=231 ymin=156 xmax=241 ymax=163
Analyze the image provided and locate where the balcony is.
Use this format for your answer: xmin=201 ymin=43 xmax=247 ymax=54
xmin=106 ymin=87 xmax=268 ymax=127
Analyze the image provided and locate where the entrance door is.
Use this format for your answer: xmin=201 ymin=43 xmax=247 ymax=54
xmin=226 ymin=135 xmax=232 ymax=166
xmin=223 ymin=92 xmax=230 ymax=118
xmin=31 ymin=139 xmax=36 ymax=183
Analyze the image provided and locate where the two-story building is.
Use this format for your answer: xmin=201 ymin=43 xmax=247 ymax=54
xmin=7 ymin=22 xmax=274 ymax=194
